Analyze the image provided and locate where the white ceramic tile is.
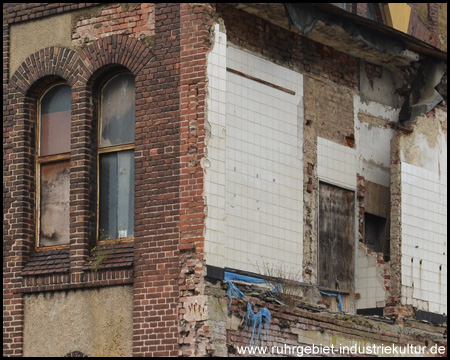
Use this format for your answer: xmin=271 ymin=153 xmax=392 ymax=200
xmin=401 ymin=162 xmax=447 ymax=315
xmin=223 ymin=47 xmax=304 ymax=275
xmin=317 ymin=137 xmax=356 ymax=189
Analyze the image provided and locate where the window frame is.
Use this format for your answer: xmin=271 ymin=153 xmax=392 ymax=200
xmin=35 ymin=82 xmax=72 ymax=250
xmin=96 ymin=71 xmax=136 ymax=245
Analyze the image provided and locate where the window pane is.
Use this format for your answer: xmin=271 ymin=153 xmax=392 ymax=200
xmin=99 ymin=150 xmax=134 ymax=240
xmin=40 ymin=161 xmax=70 ymax=247
xmin=40 ymin=84 xmax=71 ymax=155
xmin=100 ymin=74 xmax=135 ymax=148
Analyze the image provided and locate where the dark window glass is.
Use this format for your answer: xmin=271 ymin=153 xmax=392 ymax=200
xmin=40 ymin=84 xmax=71 ymax=155
xmin=100 ymin=73 xmax=135 ymax=147
xmin=98 ymin=73 xmax=135 ymax=241
xmin=99 ymin=150 xmax=134 ymax=240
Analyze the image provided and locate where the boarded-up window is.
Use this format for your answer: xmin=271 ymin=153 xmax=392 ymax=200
xmin=98 ymin=73 xmax=135 ymax=241
xmin=39 ymin=161 xmax=70 ymax=246
xmin=319 ymin=182 xmax=355 ymax=291
xmin=37 ymin=83 xmax=71 ymax=247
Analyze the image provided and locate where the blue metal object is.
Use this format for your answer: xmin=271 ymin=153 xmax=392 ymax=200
xmin=320 ymin=290 xmax=343 ymax=312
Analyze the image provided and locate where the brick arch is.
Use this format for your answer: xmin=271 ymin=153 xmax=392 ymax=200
xmin=80 ymin=34 xmax=153 ymax=77
xmin=10 ymin=47 xmax=83 ymax=95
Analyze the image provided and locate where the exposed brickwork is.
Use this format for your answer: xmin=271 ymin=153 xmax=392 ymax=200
xmin=385 ymin=137 xmax=406 ymax=322
xmin=131 ymin=3 xmax=181 ymax=356
xmin=365 ymin=62 xmax=383 ymax=89
xmin=72 ymin=3 xmax=155 ymax=52
xmin=3 ymin=3 xmax=102 ymax=24
xmin=407 ymin=3 xmax=444 ymax=48
xmin=356 ymin=3 xmax=368 ymax=18
xmin=178 ymin=3 xmax=217 ymax=357
xmin=357 ymin=175 xmax=366 ymax=243
xmin=225 ymin=288 xmax=446 ymax=357
xmin=216 ymin=4 xmax=358 ymax=90
xmin=332 ymin=3 xmax=442 ymax=49
xmin=3 ymin=2 xmax=447 ymax=357
xmin=4 ymin=2 xmax=178 ymax=356
xmin=20 ymin=269 xmax=133 ymax=294
xmin=408 ymin=7 xmax=435 ymax=47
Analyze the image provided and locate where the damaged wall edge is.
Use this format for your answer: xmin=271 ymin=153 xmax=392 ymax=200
xmin=399 ymin=59 xmax=446 ymax=124
xmin=284 ymin=3 xmax=407 ymax=58
xmin=285 ymin=3 xmax=447 ymax=125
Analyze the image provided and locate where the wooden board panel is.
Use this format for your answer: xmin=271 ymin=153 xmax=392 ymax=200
xmin=318 ymin=182 xmax=355 ymax=292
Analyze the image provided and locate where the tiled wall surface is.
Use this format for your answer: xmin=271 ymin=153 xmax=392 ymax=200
xmin=206 ymin=43 xmax=304 ymax=274
xmin=317 ymin=137 xmax=356 ymax=190
xmin=225 ymin=47 xmax=304 ymax=273
xmin=205 ymin=24 xmax=227 ymax=268
xmin=354 ymin=95 xmax=399 ymax=189
xmin=356 ymin=243 xmax=386 ymax=309
xmin=401 ymin=162 xmax=447 ymax=314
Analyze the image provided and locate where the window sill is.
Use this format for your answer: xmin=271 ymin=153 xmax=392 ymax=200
xmin=21 ymin=248 xmax=70 ymax=276
xmin=84 ymin=241 xmax=134 ymax=272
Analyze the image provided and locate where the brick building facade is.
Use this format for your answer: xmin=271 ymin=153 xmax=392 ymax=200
xmin=3 ymin=3 xmax=447 ymax=357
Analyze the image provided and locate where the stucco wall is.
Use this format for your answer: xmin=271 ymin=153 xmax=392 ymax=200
xmin=23 ymin=286 xmax=133 ymax=357
xmin=10 ymin=13 xmax=73 ymax=77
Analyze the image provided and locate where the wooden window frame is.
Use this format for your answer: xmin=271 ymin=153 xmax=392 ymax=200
xmin=96 ymin=72 xmax=135 ymax=245
xmin=35 ymin=82 xmax=71 ymax=251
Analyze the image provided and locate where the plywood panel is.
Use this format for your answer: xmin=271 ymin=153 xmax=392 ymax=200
xmin=319 ymin=182 xmax=355 ymax=292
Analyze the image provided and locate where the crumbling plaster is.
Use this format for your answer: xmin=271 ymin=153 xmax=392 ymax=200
xmin=399 ymin=110 xmax=447 ymax=175
xmin=356 ymin=242 xmax=388 ymax=310
xmin=219 ymin=279 xmax=446 ymax=355
xmin=355 ymin=101 xmax=397 ymax=188
xmin=302 ymin=76 xmax=355 ymax=285
xmin=359 ymin=60 xmax=403 ymax=108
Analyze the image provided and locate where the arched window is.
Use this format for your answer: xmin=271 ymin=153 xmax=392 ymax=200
xmin=98 ymin=73 xmax=135 ymax=242
xmin=37 ymin=83 xmax=71 ymax=247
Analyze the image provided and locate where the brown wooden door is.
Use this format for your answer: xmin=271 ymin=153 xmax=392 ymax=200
xmin=318 ymin=182 xmax=355 ymax=292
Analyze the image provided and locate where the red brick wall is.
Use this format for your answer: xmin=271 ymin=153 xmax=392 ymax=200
xmin=3 ymin=3 xmax=184 ymax=357
xmin=132 ymin=3 xmax=181 ymax=356
xmin=178 ymin=3 xmax=216 ymax=356
xmin=3 ymin=2 xmax=447 ymax=357
xmin=3 ymin=3 xmax=102 ymax=23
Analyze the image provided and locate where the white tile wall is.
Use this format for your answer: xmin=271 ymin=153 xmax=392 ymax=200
xmin=205 ymin=24 xmax=227 ymax=268
xmin=356 ymin=243 xmax=386 ymax=310
xmin=357 ymin=122 xmax=395 ymax=188
xmin=317 ymin=137 xmax=356 ymax=190
xmin=224 ymin=47 xmax=304 ymax=275
xmin=400 ymin=162 xmax=447 ymax=315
